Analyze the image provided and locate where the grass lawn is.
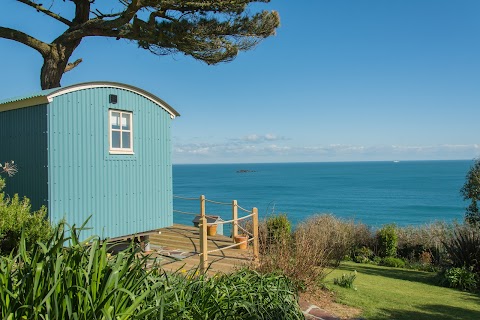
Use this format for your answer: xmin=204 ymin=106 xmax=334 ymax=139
xmin=324 ymin=262 xmax=480 ymax=320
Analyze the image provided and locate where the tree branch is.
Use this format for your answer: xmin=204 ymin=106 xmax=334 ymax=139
xmin=0 ymin=27 xmax=50 ymax=56
xmin=17 ymin=0 xmax=72 ymax=26
xmin=64 ymin=58 xmax=83 ymax=72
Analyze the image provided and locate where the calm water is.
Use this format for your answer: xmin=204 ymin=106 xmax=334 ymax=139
xmin=172 ymin=160 xmax=473 ymax=228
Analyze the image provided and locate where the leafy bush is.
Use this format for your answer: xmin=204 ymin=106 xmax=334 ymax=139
xmin=333 ymin=271 xmax=357 ymax=289
xmin=0 ymin=185 xmax=52 ymax=254
xmin=353 ymin=246 xmax=374 ymax=263
xmin=377 ymin=224 xmax=398 ymax=257
xmin=440 ymin=267 xmax=478 ymax=292
xmin=352 ymin=222 xmax=375 ymax=251
xmin=442 ymin=224 xmax=480 ymax=274
xmin=461 ymin=158 xmax=480 ymax=226
xmin=372 ymin=256 xmax=382 ymax=265
xmin=0 ymin=220 xmax=303 ymax=319
xmin=256 ymin=214 xmax=354 ymax=290
xmin=396 ymin=222 xmax=448 ymax=264
xmin=381 ymin=257 xmax=406 ymax=268
xmin=156 ymin=269 xmax=304 ymax=319
xmin=265 ymin=213 xmax=292 ymax=245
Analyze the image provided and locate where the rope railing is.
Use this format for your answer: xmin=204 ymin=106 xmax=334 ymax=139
xmin=236 ymin=204 xmax=252 ymax=213
xmin=173 ymin=194 xmax=259 ymax=273
xmin=173 ymin=195 xmax=199 ymax=201
xmin=204 ymin=198 xmax=231 ymax=206
xmin=172 ymin=209 xmax=197 ymax=216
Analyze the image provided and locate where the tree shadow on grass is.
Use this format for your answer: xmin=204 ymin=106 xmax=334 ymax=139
xmin=372 ymin=304 xmax=480 ymax=320
xmin=340 ymin=263 xmax=439 ymax=286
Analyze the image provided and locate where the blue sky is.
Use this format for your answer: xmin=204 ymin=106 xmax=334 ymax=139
xmin=1 ymin=0 xmax=479 ymax=164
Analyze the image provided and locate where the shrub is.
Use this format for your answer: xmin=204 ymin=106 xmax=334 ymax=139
xmin=442 ymin=224 xmax=480 ymax=274
xmin=372 ymin=256 xmax=382 ymax=265
xmin=156 ymin=269 xmax=304 ymax=319
xmin=0 ymin=191 xmax=52 ymax=254
xmin=0 ymin=221 xmax=304 ymax=319
xmin=381 ymin=256 xmax=406 ymax=268
xmin=265 ymin=213 xmax=292 ymax=245
xmin=333 ymin=271 xmax=357 ymax=289
xmin=256 ymin=214 xmax=355 ymax=290
xmin=352 ymin=222 xmax=375 ymax=251
xmin=461 ymin=158 xmax=480 ymax=226
xmin=440 ymin=267 xmax=478 ymax=292
xmin=353 ymin=246 xmax=374 ymax=264
xmin=396 ymin=222 xmax=448 ymax=264
xmin=377 ymin=224 xmax=398 ymax=257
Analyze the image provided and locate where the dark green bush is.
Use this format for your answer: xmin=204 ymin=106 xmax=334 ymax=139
xmin=266 ymin=213 xmax=292 ymax=245
xmin=353 ymin=246 xmax=374 ymax=263
xmin=377 ymin=224 xmax=398 ymax=257
xmin=442 ymin=224 xmax=480 ymax=274
xmin=156 ymin=269 xmax=304 ymax=319
xmin=0 ymin=180 xmax=52 ymax=254
xmin=381 ymin=257 xmax=406 ymax=268
xmin=440 ymin=267 xmax=478 ymax=292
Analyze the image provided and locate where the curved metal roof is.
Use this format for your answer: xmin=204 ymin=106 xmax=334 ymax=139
xmin=0 ymin=81 xmax=180 ymax=118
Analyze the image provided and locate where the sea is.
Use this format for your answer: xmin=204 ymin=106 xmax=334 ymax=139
xmin=172 ymin=160 xmax=474 ymax=229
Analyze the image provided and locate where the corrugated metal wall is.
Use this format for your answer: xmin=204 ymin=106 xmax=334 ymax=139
xmin=47 ymin=88 xmax=173 ymax=239
xmin=0 ymin=105 xmax=48 ymax=211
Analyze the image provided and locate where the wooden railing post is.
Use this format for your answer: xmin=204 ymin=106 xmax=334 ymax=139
xmin=199 ymin=195 xmax=208 ymax=273
xmin=232 ymin=200 xmax=238 ymax=240
xmin=252 ymin=207 xmax=259 ymax=262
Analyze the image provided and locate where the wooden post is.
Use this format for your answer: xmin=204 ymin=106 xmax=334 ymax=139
xmin=252 ymin=207 xmax=259 ymax=262
xmin=232 ymin=200 xmax=238 ymax=241
xmin=199 ymin=195 xmax=208 ymax=273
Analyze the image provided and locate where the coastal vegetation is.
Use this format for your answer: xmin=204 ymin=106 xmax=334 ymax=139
xmin=2 ymin=159 xmax=480 ymax=318
xmin=0 ymin=220 xmax=303 ymax=319
xmin=461 ymin=158 xmax=480 ymax=226
xmin=255 ymin=212 xmax=480 ymax=294
xmin=0 ymin=163 xmax=52 ymax=254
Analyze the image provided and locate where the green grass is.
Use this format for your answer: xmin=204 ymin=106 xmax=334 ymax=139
xmin=325 ymin=262 xmax=480 ymax=320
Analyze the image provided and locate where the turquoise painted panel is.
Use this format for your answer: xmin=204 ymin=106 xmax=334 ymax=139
xmin=0 ymin=105 xmax=48 ymax=211
xmin=47 ymin=88 xmax=173 ymax=239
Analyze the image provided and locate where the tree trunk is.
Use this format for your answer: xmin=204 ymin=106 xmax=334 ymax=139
xmin=40 ymin=42 xmax=79 ymax=89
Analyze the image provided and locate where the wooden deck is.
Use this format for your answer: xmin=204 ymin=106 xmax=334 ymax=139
xmin=147 ymin=224 xmax=254 ymax=274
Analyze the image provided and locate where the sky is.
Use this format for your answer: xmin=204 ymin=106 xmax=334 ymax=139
xmin=1 ymin=0 xmax=479 ymax=164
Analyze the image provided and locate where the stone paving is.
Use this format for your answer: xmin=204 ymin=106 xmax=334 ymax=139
xmin=300 ymin=299 xmax=340 ymax=320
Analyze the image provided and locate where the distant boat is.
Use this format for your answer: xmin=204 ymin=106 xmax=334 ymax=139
xmin=393 ymin=160 xmax=400 ymax=163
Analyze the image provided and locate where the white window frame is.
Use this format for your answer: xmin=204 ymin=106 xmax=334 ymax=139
xmin=109 ymin=109 xmax=134 ymax=154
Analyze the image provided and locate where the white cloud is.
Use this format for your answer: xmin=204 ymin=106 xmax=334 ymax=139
xmin=173 ymin=135 xmax=480 ymax=163
xmin=240 ymin=133 xmax=286 ymax=143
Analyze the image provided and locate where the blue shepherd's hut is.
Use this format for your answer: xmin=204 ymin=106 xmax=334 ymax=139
xmin=0 ymin=82 xmax=179 ymax=240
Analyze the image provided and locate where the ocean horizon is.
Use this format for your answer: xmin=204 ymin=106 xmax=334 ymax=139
xmin=172 ymin=159 xmax=474 ymax=228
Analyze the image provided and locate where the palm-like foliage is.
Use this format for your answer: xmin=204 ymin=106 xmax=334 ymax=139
xmin=0 ymin=220 xmax=161 ymax=319
xmin=442 ymin=225 xmax=480 ymax=274
xmin=0 ymin=220 xmax=303 ymax=319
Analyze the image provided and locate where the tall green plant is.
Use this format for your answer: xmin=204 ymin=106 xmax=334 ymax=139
xmin=266 ymin=213 xmax=292 ymax=245
xmin=0 ymin=220 xmax=304 ymax=319
xmin=442 ymin=224 xmax=480 ymax=274
xmin=461 ymin=159 xmax=480 ymax=226
xmin=377 ymin=224 xmax=398 ymax=257
xmin=0 ymin=220 xmax=162 ymax=319
xmin=0 ymin=168 xmax=52 ymax=254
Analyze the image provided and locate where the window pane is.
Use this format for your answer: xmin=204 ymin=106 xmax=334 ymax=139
xmin=111 ymin=131 xmax=121 ymax=148
xmin=111 ymin=112 xmax=120 ymax=130
xmin=122 ymin=132 xmax=131 ymax=149
xmin=121 ymin=113 xmax=131 ymax=130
